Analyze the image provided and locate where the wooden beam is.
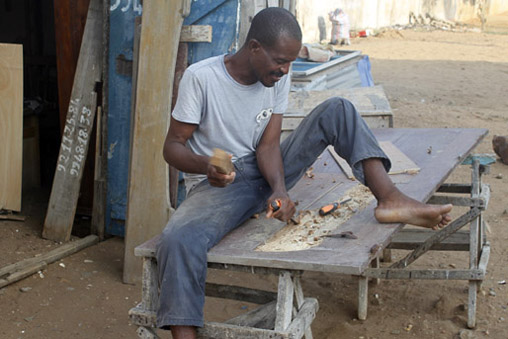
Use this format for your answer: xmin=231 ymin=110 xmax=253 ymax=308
xmin=180 ymin=25 xmax=212 ymax=42
xmin=0 ymin=235 xmax=98 ymax=288
xmin=286 ymin=298 xmax=319 ymax=339
xmin=0 ymin=43 xmax=23 ymax=212
xmin=205 ymin=283 xmax=277 ymax=305
xmin=387 ymin=229 xmax=470 ymax=251
xmin=197 ymin=322 xmax=289 ymax=339
xmin=225 ymin=300 xmax=277 ymax=329
xmin=390 ymin=208 xmax=482 ymax=269
xmin=123 ymin=0 xmax=190 ymax=284
xmin=275 ymin=271 xmax=294 ymax=331
xmin=363 ymin=268 xmax=485 ymax=280
xmin=43 ymin=0 xmax=102 ymax=242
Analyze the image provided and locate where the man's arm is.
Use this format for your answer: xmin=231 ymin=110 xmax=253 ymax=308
xmin=256 ymin=114 xmax=295 ymax=221
xmin=163 ymin=117 xmax=235 ymax=187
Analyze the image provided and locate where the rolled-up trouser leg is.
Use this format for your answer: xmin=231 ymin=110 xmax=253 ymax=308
xmin=281 ymin=97 xmax=391 ymax=190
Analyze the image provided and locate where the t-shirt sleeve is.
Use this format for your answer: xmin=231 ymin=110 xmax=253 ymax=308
xmin=171 ymin=69 xmax=203 ymax=124
xmin=273 ymin=74 xmax=290 ymax=114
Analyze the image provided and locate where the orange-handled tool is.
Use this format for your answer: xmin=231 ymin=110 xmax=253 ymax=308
xmin=270 ymin=199 xmax=282 ymax=212
xmin=319 ymin=197 xmax=351 ymax=216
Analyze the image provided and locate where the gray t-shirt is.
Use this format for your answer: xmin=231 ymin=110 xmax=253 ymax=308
xmin=172 ymin=54 xmax=290 ymax=192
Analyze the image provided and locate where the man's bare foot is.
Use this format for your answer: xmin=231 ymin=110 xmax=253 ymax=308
xmin=374 ymin=190 xmax=452 ymax=230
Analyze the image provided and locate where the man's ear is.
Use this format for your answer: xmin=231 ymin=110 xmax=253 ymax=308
xmin=248 ymin=39 xmax=262 ymax=53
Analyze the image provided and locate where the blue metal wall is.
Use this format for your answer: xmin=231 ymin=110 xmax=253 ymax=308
xmin=105 ymin=0 xmax=239 ymax=236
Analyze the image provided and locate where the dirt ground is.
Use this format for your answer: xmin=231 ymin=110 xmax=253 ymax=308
xmin=2 ymin=13 xmax=508 ymax=339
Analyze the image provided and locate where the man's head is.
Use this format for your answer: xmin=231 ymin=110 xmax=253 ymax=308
xmin=244 ymin=7 xmax=302 ymax=87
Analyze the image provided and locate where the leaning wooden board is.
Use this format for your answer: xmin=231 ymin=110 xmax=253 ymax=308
xmin=43 ymin=0 xmax=102 ymax=242
xmin=0 ymin=43 xmax=23 ymax=212
xmin=123 ymin=0 xmax=190 ymax=284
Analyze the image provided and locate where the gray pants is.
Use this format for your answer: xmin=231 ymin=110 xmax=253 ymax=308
xmin=155 ymin=97 xmax=390 ymax=327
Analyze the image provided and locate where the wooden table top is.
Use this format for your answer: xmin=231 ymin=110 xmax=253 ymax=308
xmin=137 ymin=128 xmax=488 ymax=275
xmin=206 ymin=128 xmax=487 ymax=274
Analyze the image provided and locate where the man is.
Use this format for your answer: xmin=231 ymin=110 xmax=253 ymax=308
xmin=329 ymin=8 xmax=351 ymax=45
xmin=157 ymin=7 xmax=452 ymax=338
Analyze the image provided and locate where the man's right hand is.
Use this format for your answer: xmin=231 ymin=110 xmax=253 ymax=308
xmin=207 ymin=165 xmax=236 ymax=187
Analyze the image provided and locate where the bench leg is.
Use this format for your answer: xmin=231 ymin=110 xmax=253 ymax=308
xmin=137 ymin=326 xmax=159 ymax=339
xmin=294 ymin=276 xmax=313 ymax=339
xmin=275 ymin=271 xmax=294 ymax=331
xmin=358 ymin=276 xmax=368 ymax=320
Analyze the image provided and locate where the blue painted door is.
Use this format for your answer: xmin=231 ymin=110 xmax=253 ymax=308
xmin=105 ymin=0 xmax=240 ymax=236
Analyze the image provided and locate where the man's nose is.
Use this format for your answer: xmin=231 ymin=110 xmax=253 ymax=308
xmin=280 ymin=62 xmax=291 ymax=75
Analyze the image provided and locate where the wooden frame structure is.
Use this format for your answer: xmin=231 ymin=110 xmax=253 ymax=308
xmin=128 ymin=128 xmax=489 ymax=337
xmin=129 ymin=250 xmax=318 ymax=338
xmin=361 ymin=158 xmax=490 ymax=329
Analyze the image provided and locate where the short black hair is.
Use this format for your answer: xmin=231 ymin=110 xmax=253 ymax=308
xmin=245 ymin=7 xmax=302 ymax=48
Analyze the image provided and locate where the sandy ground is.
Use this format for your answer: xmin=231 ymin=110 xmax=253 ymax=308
xmin=1 ymin=13 xmax=508 ymax=339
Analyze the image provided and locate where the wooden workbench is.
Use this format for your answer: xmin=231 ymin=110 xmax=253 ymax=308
xmin=130 ymin=128 xmax=489 ymax=337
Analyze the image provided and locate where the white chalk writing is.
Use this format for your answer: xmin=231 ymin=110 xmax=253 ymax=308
xmin=57 ymin=98 xmax=93 ymax=177
xmin=110 ymin=0 xmax=142 ymax=15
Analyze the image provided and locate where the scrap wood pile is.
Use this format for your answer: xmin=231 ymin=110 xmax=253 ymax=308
xmin=374 ymin=12 xmax=481 ymax=35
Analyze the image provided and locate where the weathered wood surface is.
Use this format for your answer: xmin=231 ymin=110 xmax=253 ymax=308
xmin=123 ymin=0 xmax=189 ymax=284
xmin=197 ymin=322 xmax=289 ymax=339
xmin=206 ymin=128 xmax=487 ymax=274
xmin=0 ymin=43 xmax=23 ymax=212
xmin=391 ymin=208 xmax=482 ymax=269
xmin=205 ymin=283 xmax=277 ymax=305
xmin=363 ymin=268 xmax=485 ymax=280
xmin=387 ymin=229 xmax=470 ymax=251
xmin=286 ymin=298 xmax=318 ymax=339
xmin=275 ymin=271 xmax=294 ymax=331
xmin=43 ymin=0 xmax=102 ymax=242
xmin=180 ymin=25 xmax=212 ymax=42
xmin=287 ymin=86 xmax=391 ymax=116
xmin=293 ymin=276 xmax=313 ymax=339
xmin=283 ymin=86 xmax=393 ymax=133
xmin=225 ymin=301 xmax=276 ymax=329
xmin=329 ymin=141 xmax=420 ymax=181
xmin=0 ymin=235 xmax=98 ymax=288
xmin=135 ymin=129 xmax=487 ymax=275
xmin=0 ymin=213 xmax=25 ymax=222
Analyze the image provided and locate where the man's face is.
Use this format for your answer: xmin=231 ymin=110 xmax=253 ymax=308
xmin=250 ymin=36 xmax=302 ymax=87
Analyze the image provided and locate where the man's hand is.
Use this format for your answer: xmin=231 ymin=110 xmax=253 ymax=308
xmin=266 ymin=193 xmax=295 ymax=222
xmin=207 ymin=164 xmax=236 ymax=187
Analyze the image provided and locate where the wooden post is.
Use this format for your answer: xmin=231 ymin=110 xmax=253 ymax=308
xmin=294 ymin=276 xmax=313 ymax=339
xmin=123 ymin=0 xmax=191 ymax=284
xmin=43 ymin=0 xmax=103 ymax=242
xmin=468 ymin=160 xmax=481 ymax=329
xmin=275 ymin=271 xmax=294 ymax=331
xmin=358 ymin=276 xmax=368 ymax=320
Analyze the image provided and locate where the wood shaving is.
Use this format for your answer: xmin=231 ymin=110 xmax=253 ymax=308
xmin=256 ymin=185 xmax=375 ymax=252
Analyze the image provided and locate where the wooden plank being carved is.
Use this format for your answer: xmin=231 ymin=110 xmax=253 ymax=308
xmin=0 ymin=43 xmax=23 ymax=212
xmin=43 ymin=0 xmax=103 ymax=242
xmin=210 ymin=148 xmax=234 ymax=174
